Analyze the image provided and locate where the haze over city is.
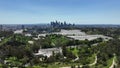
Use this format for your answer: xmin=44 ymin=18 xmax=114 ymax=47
xmin=0 ymin=0 xmax=120 ymax=68
xmin=0 ymin=0 xmax=120 ymax=24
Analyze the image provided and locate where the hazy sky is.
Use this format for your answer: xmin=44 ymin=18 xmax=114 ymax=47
xmin=0 ymin=0 xmax=120 ymax=24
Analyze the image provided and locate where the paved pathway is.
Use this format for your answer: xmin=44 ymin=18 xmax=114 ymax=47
xmin=88 ymin=55 xmax=97 ymax=66
xmin=60 ymin=55 xmax=97 ymax=68
xmin=109 ymin=55 xmax=117 ymax=68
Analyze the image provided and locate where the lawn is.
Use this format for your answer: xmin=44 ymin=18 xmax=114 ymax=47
xmin=67 ymin=47 xmax=79 ymax=57
xmin=87 ymin=54 xmax=96 ymax=64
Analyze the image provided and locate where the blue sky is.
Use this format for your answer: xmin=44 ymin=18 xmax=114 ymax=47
xmin=0 ymin=0 xmax=120 ymax=24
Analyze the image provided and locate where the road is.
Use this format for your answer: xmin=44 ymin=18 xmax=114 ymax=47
xmin=109 ymin=55 xmax=117 ymax=68
xmin=88 ymin=55 xmax=97 ymax=66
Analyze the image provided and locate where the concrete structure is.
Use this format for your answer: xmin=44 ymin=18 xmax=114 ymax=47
xmin=33 ymin=37 xmax=39 ymax=40
xmin=38 ymin=34 xmax=46 ymax=37
xmin=14 ymin=29 xmax=23 ymax=34
xmin=25 ymin=33 xmax=32 ymax=37
xmin=38 ymin=29 xmax=112 ymax=41
xmin=28 ymin=41 xmax=34 ymax=44
xmin=68 ymin=35 xmax=112 ymax=41
xmin=52 ymin=29 xmax=86 ymax=36
xmin=34 ymin=48 xmax=62 ymax=57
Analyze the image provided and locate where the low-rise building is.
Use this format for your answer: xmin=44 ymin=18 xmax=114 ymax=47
xmin=14 ymin=29 xmax=23 ymax=34
xmin=34 ymin=48 xmax=62 ymax=57
xmin=28 ymin=41 xmax=34 ymax=44
xmin=25 ymin=33 xmax=32 ymax=37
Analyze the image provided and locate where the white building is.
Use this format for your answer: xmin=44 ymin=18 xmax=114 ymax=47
xmin=28 ymin=41 xmax=34 ymax=44
xmin=25 ymin=33 xmax=32 ymax=37
xmin=37 ymin=29 xmax=112 ymax=41
xmin=14 ymin=30 xmax=23 ymax=34
xmin=52 ymin=29 xmax=86 ymax=36
xmin=68 ymin=35 xmax=112 ymax=41
xmin=34 ymin=48 xmax=62 ymax=57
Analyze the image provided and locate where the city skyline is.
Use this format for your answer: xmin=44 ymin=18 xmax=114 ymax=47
xmin=0 ymin=0 xmax=120 ymax=24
